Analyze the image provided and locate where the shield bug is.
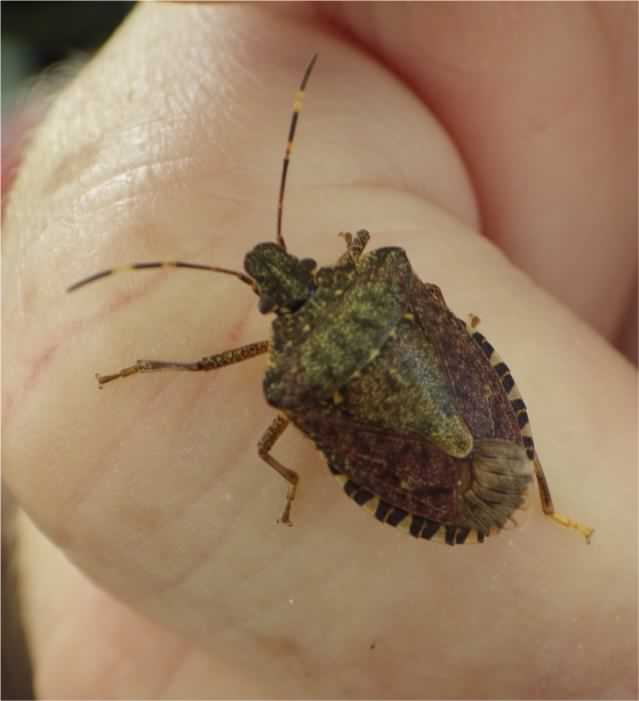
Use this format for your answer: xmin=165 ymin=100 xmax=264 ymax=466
xmin=68 ymin=55 xmax=593 ymax=545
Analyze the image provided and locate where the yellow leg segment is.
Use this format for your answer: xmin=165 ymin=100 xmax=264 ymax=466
xmin=548 ymin=512 xmax=594 ymax=544
xmin=534 ymin=456 xmax=594 ymax=543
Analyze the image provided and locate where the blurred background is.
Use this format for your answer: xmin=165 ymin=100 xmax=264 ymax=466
xmin=2 ymin=1 xmax=134 ymax=199
xmin=2 ymin=5 xmax=134 ymax=698
xmin=3 ymin=1 xmax=133 ymax=110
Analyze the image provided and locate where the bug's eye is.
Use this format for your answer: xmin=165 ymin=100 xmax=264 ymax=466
xmin=244 ymin=243 xmax=316 ymax=316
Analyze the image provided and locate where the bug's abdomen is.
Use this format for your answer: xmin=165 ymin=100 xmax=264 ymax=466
xmin=294 ymin=407 xmax=532 ymax=544
xmin=290 ymin=410 xmax=462 ymax=522
xmin=469 ymin=329 xmax=536 ymax=459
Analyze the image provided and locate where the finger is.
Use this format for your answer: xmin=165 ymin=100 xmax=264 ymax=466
xmin=4 ymin=4 xmax=637 ymax=699
xmin=281 ymin=3 xmax=638 ymax=354
xmin=16 ymin=513 xmax=231 ymax=697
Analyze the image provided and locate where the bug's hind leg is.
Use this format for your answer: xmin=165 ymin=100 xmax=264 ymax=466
xmin=258 ymin=415 xmax=299 ymax=525
xmin=533 ymin=455 xmax=594 ymax=543
xmin=466 ymin=322 xmax=594 ymax=543
xmin=96 ymin=340 xmax=269 ymax=387
xmin=338 ymin=229 xmax=370 ymax=266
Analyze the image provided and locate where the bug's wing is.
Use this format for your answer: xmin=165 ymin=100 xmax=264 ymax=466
xmin=337 ymin=304 xmax=475 ymax=458
xmin=293 ymin=410 xmax=460 ymax=522
xmin=410 ymin=280 xmax=521 ymax=445
xmin=294 ymin=410 xmax=532 ymax=533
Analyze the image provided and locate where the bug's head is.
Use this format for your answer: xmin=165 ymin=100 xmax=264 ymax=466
xmin=244 ymin=242 xmax=316 ymax=315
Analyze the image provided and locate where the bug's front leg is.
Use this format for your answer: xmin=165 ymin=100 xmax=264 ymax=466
xmin=96 ymin=340 xmax=270 ymax=386
xmin=258 ymin=415 xmax=299 ymax=525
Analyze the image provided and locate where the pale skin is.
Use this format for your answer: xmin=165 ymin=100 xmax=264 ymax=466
xmin=3 ymin=3 xmax=637 ymax=698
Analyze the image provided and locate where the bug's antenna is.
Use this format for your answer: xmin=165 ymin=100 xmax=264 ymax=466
xmin=67 ymin=261 xmax=257 ymax=294
xmin=276 ymin=54 xmax=318 ymax=252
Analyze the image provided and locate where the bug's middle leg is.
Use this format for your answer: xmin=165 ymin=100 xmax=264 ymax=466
xmin=96 ymin=340 xmax=270 ymax=386
xmin=258 ymin=415 xmax=299 ymax=525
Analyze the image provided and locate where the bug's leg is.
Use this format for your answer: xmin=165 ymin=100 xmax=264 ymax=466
xmin=466 ymin=313 xmax=481 ymax=331
xmin=466 ymin=322 xmax=594 ymax=543
xmin=533 ymin=455 xmax=594 ymax=543
xmin=96 ymin=340 xmax=269 ymax=386
xmin=338 ymin=229 xmax=371 ymax=266
xmin=338 ymin=231 xmax=353 ymax=248
xmin=258 ymin=415 xmax=299 ymax=525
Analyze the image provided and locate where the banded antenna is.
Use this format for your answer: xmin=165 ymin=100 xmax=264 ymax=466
xmin=67 ymin=54 xmax=319 ymax=294
xmin=67 ymin=261 xmax=256 ymax=294
xmin=276 ymin=53 xmax=318 ymax=251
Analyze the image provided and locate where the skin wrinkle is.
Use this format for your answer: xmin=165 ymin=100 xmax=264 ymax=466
xmin=38 ymin=578 xmax=194 ymax=699
xmin=148 ymin=529 xmax=305 ymax=646
xmin=39 ymin=85 xmax=248 ymax=218
xmin=192 ymin=492 xmax=351 ymax=637
xmin=56 ymin=349 xmax=249 ymax=555
xmin=75 ymin=154 xmax=200 ymax=212
xmin=21 ymin=340 xmax=61 ymax=401
xmin=4 ymin=272 xmax=168 ymax=431
xmin=115 ymin=421 xmax=265 ymax=607
xmin=58 ymin=341 xmax=267 ymax=606
xmin=149 ymin=546 xmax=289 ymax=648
xmin=50 ymin=383 xmax=171 ymax=551
xmin=147 ymin=640 xmax=193 ymax=700
xmin=4 ymin=339 xmax=56 ymax=424
xmin=212 ymin=592 xmax=325 ymax=681
xmin=178 ymin=490 xmax=304 ymax=610
xmin=44 ymin=138 xmax=103 ymax=198
xmin=103 ymin=523 xmax=219 ymax=611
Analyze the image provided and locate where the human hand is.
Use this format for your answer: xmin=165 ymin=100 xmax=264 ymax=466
xmin=4 ymin=4 xmax=636 ymax=698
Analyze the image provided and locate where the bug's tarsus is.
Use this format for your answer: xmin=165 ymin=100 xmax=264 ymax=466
xmin=67 ymin=261 xmax=257 ymax=294
xmin=95 ymin=341 xmax=270 ymax=387
xmin=533 ymin=454 xmax=594 ymax=543
xmin=276 ymin=53 xmax=318 ymax=252
xmin=338 ymin=229 xmax=371 ymax=266
xmin=467 ymin=313 xmax=481 ymax=330
xmin=258 ymin=414 xmax=298 ymax=525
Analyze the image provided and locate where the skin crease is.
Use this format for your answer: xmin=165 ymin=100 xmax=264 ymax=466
xmin=3 ymin=3 xmax=637 ymax=699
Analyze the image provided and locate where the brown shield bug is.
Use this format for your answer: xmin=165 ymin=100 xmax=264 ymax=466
xmin=68 ymin=55 xmax=593 ymax=545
